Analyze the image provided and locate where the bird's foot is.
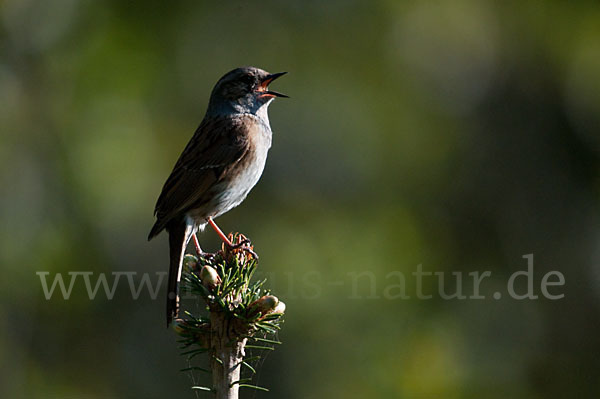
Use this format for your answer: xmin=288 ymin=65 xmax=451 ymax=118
xmin=223 ymin=234 xmax=259 ymax=260
xmin=227 ymin=237 xmax=251 ymax=249
xmin=227 ymin=243 xmax=259 ymax=260
xmin=207 ymin=218 xmax=258 ymax=259
xmin=198 ymin=251 xmax=216 ymax=260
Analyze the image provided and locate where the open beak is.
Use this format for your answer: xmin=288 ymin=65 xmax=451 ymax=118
xmin=258 ymin=72 xmax=289 ymax=98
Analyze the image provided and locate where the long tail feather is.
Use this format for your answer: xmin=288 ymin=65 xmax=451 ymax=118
xmin=166 ymin=220 xmax=193 ymax=327
xmin=148 ymin=219 xmax=165 ymax=241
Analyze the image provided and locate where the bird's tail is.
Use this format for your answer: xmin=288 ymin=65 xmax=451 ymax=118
xmin=148 ymin=219 xmax=165 ymax=241
xmin=166 ymin=220 xmax=193 ymax=327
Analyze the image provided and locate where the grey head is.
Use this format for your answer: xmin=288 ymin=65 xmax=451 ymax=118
xmin=206 ymin=66 xmax=287 ymax=118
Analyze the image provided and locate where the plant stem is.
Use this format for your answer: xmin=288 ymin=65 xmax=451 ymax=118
xmin=210 ymin=309 xmax=247 ymax=399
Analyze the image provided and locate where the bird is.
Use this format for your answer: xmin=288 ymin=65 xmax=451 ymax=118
xmin=148 ymin=66 xmax=287 ymax=326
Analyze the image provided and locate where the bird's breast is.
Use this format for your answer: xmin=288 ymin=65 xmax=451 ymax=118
xmin=209 ymin=117 xmax=272 ymax=218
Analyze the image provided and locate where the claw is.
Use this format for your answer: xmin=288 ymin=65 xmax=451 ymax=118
xmin=228 ymin=238 xmax=251 ymax=249
xmin=240 ymin=246 xmax=259 ymax=260
xmin=206 ymin=219 xmax=259 ymax=260
xmin=201 ymin=251 xmax=216 ymax=260
xmin=226 ymin=242 xmax=258 ymax=260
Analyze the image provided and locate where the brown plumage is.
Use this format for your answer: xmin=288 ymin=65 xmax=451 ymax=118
xmin=148 ymin=67 xmax=287 ymax=326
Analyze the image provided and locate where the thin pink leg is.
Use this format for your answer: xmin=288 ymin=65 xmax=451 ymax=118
xmin=192 ymin=234 xmax=202 ymax=255
xmin=207 ymin=218 xmax=234 ymax=246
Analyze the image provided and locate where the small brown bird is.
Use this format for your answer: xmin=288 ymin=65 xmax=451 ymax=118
xmin=148 ymin=67 xmax=287 ymax=326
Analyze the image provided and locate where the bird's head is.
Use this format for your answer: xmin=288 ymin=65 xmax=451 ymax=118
xmin=207 ymin=67 xmax=287 ymax=117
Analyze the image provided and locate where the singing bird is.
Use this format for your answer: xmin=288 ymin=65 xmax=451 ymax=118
xmin=148 ymin=67 xmax=287 ymax=326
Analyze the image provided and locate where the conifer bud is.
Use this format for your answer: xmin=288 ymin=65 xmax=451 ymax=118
xmin=200 ymin=265 xmax=221 ymax=290
xmin=249 ymin=295 xmax=279 ymax=315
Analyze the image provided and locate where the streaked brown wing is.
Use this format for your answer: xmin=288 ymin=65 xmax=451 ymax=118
xmin=151 ymin=115 xmax=250 ymax=233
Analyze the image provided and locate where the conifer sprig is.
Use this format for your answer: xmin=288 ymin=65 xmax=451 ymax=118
xmin=173 ymin=233 xmax=285 ymax=398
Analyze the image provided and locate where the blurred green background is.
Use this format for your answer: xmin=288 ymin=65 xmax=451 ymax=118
xmin=1 ymin=0 xmax=600 ymax=398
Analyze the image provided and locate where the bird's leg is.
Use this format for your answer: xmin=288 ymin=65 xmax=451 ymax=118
xmin=192 ymin=232 xmax=217 ymax=260
xmin=207 ymin=218 xmax=235 ymax=246
xmin=207 ymin=217 xmax=257 ymax=258
xmin=192 ymin=234 xmax=202 ymax=256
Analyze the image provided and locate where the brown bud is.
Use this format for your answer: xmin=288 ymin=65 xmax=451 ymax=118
xmin=200 ymin=265 xmax=221 ymax=290
xmin=249 ymin=295 xmax=279 ymax=315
